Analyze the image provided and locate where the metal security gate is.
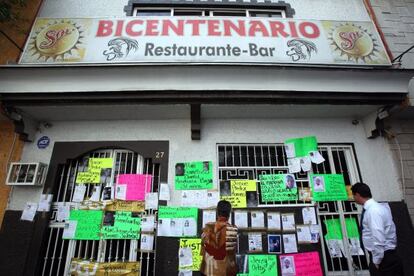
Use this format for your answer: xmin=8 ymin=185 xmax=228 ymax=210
xmin=40 ymin=149 xmax=160 ymax=276
xmin=217 ymin=144 xmax=369 ymax=275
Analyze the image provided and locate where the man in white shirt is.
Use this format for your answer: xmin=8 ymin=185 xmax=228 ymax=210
xmin=351 ymin=182 xmax=403 ymax=276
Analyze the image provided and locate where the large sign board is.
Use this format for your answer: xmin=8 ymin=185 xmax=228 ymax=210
xmin=19 ymin=17 xmax=391 ymax=66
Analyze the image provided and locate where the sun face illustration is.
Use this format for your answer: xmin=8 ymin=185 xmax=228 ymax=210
xmin=27 ymin=20 xmax=84 ymax=61
xmin=328 ymin=23 xmax=380 ymax=63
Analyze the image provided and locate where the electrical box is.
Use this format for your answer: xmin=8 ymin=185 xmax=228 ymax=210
xmin=6 ymin=162 xmax=48 ymax=186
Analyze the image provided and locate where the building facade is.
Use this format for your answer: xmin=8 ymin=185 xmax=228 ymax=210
xmin=0 ymin=0 xmax=414 ymax=275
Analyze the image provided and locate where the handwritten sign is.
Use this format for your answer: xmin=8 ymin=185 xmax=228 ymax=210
xmin=175 ymin=161 xmax=213 ymax=190
xmin=75 ymin=158 xmax=113 ymax=184
xmin=221 ymin=180 xmax=257 ymax=208
xmin=179 ymin=239 xmax=202 ymax=271
xmin=117 ymin=174 xmax=152 ymax=201
xmin=105 ymin=200 xmax=145 ymax=212
xmin=66 ymin=210 xmax=103 ymax=240
xmin=260 ymin=174 xmax=298 ymax=202
xmin=248 ymin=255 xmax=277 ymax=276
xmin=285 ymin=136 xmax=318 ymax=158
xmin=101 ymin=211 xmax=141 ymax=239
xmin=280 ymin=252 xmax=323 ymax=276
xmin=310 ymin=174 xmax=348 ymax=201
xmin=158 ymin=206 xmax=198 ymax=220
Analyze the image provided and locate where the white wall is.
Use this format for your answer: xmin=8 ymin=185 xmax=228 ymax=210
xmin=39 ymin=0 xmax=370 ymax=21
xmin=8 ymin=117 xmax=402 ymax=210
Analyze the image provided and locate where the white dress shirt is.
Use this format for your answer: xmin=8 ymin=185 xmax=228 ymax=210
xmin=362 ymin=199 xmax=397 ymax=265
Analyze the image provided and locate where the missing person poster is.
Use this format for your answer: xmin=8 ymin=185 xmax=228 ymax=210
xmin=220 ymin=180 xmax=257 ymax=208
xmin=175 ymin=161 xmax=213 ymax=190
xmin=310 ymin=174 xmax=348 ymax=201
xmin=260 ymin=174 xmax=298 ymax=202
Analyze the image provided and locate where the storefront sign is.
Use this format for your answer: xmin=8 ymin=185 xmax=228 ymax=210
xmin=20 ymin=17 xmax=391 ymax=66
xmin=37 ymin=136 xmax=50 ymax=149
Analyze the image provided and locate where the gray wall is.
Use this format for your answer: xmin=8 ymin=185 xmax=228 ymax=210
xmin=388 ymin=119 xmax=414 ymax=222
xmin=370 ymin=0 xmax=414 ymax=68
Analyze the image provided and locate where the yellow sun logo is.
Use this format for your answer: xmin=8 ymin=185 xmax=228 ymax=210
xmin=328 ymin=23 xmax=380 ymax=63
xmin=28 ymin=20 xmax=84 ymax=61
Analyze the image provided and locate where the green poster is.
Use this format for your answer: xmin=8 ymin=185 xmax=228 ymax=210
xmin=324 ymin=218 xmax=343 ymax=240
xmin=67 ymin=210 xmax=103 ymax=240
xmin=310 ymin=174 xmax=348 ymax=201
xmin=158 ymin=206 xmax=198 ymax=220
xmin=285 ymin=136 xmax=318 ymax=157
xmin=101 ymin=211 xmax=141 ymax=239
xmin=175 ymin=161 xmax=213 ymax=190
xmin=260 ymin=174 xmax=298 ymax=202
xmin=248 ymin=255 xmax=278 ymax=276
xmin=345 ymin=217 xmax=360 ymax=238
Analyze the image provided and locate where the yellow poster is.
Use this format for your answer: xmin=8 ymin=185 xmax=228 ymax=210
xmin=179 ymin=238 xmax=202 ymax=271
xmin=221 ymin=180 xmax=257 ymax=208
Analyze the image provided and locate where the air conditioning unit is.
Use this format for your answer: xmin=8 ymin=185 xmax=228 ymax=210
xmin=6 ymin=162 xmax=48 ymax=186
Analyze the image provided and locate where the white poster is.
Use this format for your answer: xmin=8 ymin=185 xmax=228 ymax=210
xmin=140 ymin=234 xmax=154 ymax=251
xmin=21 ymin=202 xmax=38 ymax=221
xmin=234 ymin=211 xmax=248 ymax=229
xmin=283 ymin=234 xmax=298 ymax=253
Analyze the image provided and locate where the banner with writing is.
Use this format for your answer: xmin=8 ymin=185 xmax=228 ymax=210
xmin=70 ymin=258 xmax=140 ymax=276
xmin=221 ymin=180 xmax=257 ymax=208
xmin=66 ymin=210 xmax=103 ymax=240
xmin=175 ymin=161 xmax=213 ymax=190
xmin=158 ymin=206 xmax=198 ymax=220
xmin=179 ymin=238 xmax=202 ymax=271
xmin=248 ymin=255 xmax=277 ymax=276
xmin=101 ymin=211 xmax=141 ymax=239
xmin=260 ymin=174 xmax=298 ymax=202
xmin=310 ymin=174 xmax=348 ymax=201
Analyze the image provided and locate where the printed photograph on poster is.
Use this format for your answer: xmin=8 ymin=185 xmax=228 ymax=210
xmin=21 ymin=202 xmax=38 ymax=221
xmin=38 ymin=194 xmax=53 ymax=212
xmin=170 ymin=219 xmax=184 ymax=237
xmin=251 ymin=211 xmax=265 ymax=228
xmin=145 ymin=192 xmax=158 ymax=210
xmin=220 ymin=180 xmax=231 ymax=196
xmin=234 ymin=211 xmax=248 ymax=229
xmin=236 ymin=255 xmax=249 ymax=274
xmin=288 ymin=158 xmax=301 ymax=173
xmin=140 ymin=234 xmax=154 ymax=251
xmin=183 ymin=219 xmax=197 ymax=237
xmin=300 ymin=156 xmax=312 ymax=172
xmin=89 ymin=186 xmax=101 ymax=201
xmin=280 ymin=255 xmax=296 ymax=276
xmin=115 ymin=184 xmax=127 ymax=200
xmin=159 ymin=183 xmax=170 ymax=201
xmin=350 ymin=238 xmax=364 ymax=256
xmin=268 ymin=234 xmax=282 ymax=254
xmin=100 ymin=168 xmax=112 ymax=184
xmin=179 ymin=247 xmax=193 ymax=267
xmin=312 ymin=176 xmax=325 ymax=192
xmin=326 ymin=239 xmax=344 ymax=258
xmin=309 ymin=151 xmax=325 ymax=164
xmin=281 ymin=213 xmax=296 ymax=231
xmin=284 ymin=174 xmax=296 ymax=189
xmin=310 ymin=225 xmax=320 ymax=243
xmin=248 ymin=233 xmax=263 ymax=252
xmin=202 ymin=210 xmax=216 ymax=227
xmin=102 ymin=186 xmax=113 ymax=201
xmin=157 ymin=218 xmax=171 ymax=236
xmin=285 ymin=143 xmax=295 ymax=158
xmin=72 ymin=185 xmax=86 ymax=202
xmin=246 ymin=191 xmax=258 ymax=207
xmin=175 ymin=163 xmax=185 ymax=176
xmin=141 ymin=215 xmax=155 ymax=231
xmin=302 ymin=207 xmax=317 ymax=225
xmin=103 ymin=211 xmax=115 ymax=226
xmin=283 ymin=234 xmax=298 ymax=253
xmin=267 ymin=212 xmax=281 ymax=230
xmin=56 ymin=203 xmax=70 ymax=222
xmin=298 ymin=187 xmax=312 ymax=202
xmin=62 ymin=220 xmax=77 ymax=239
xmin=206 ymin=191 xmax=219 ymax=207
xmin=178 ymin=271 xmax=192 ymax=276
xmin=296 ymin=225 xmax=312 ymax=243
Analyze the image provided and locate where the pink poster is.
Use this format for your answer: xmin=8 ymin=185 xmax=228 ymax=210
xmin=279 ymin=252 xmax=323 ymax=276
xmin=116 ymin=174 xmax=152 ymax=201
